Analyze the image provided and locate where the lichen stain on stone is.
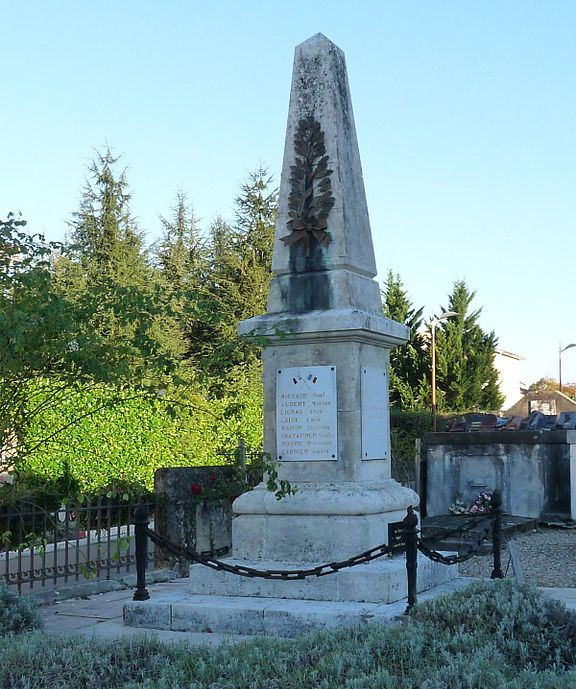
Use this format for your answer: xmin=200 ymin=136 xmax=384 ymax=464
xmin=286 ymin=240 xmax=331 ymax=313
xmin=296 ymin=56 xmax=328 ymax=116
xmin=286 ymin=271 xmax=331 ymax=314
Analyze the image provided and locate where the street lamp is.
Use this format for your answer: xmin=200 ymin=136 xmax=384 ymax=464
xmin=430 ymin=311 xmax=458 ymax=432
xmin=559 ymin=343 xmax=576 ymax=392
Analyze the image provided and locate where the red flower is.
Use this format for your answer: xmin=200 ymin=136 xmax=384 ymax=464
xmin=209 ymin=473 xmax=217 ymax=482
xmin=190 ymin=483 xmax=203 ymax=496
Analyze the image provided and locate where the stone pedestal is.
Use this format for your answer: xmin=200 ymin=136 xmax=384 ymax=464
xmin=233 ymin=309 xmax=417 ymax=564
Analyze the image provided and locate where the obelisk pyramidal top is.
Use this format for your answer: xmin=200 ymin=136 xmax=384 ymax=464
xmin=266 ymin=33 xmax=383 ymax=317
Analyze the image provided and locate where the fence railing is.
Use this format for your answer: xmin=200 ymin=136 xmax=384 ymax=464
xmin=0 ymin=497 xmax=154 ymax=593
xmin=132 ymin=491 xmax=504 ymax=611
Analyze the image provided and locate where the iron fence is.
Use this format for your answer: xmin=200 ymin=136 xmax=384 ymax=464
xmin=0 ymin=497 xmax=154 ymax=593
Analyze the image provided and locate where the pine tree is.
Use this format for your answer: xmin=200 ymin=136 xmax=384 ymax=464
xmin=56 ymin=147 xmax=187 ymax=386
xmin=197 ymin=169 xmax=277 ymax=385
xmin=67 ymin=147 xmax=149 ymax=287
xmin=382 ymin=271 xmax=429 ymax=410
xmin=434 ymin=280 xmax=503 ymax=412
xmin=155 ymin=189 xmax=204 ymax=292
xmin=229 ymin=166 xmax=277 ymax=323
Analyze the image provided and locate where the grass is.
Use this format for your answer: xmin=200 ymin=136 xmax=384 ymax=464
xmin=2 ymin=580 xmax=576 ymax=688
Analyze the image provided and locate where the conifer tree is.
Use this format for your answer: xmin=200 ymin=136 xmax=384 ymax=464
xmin=155 ymin=189 xmax=204 ymax=292
xmin=434 ymin=280 xmax=503 ymax=412
xmin=66 ymin=147 xmax=149 ymax=287
xmin=382 ymin=271 xmax=429 ymax=410
xmin=198 ymin=169 xmax=277 ymax=385
xmin=56 ymin=147 xmax=187 ymax=385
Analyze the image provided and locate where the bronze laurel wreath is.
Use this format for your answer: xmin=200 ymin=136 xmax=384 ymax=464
xmin=281 ymin=115 xmax=335 ymax=256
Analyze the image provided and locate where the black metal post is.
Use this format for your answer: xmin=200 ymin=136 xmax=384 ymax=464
xmin=403 ymin=506 xmax=419 ymax=614
xmin=133 ymin=505 xmax=150 ymax=601
xmin=490 ymin=490 xmax=504 ymax=579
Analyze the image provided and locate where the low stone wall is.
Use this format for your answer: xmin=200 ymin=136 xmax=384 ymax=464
xmin=425 ymin=430 xmax=576 ymax=520
xmin=154 ymin=466 xmax=235 ymax=575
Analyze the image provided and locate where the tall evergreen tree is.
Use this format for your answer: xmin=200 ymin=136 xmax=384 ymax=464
xmin=197 ymin=168 xmax=277 ymax=385
xmin=382 ymin=271 xmax=429 ymax=410
xmin=154 ymin=190 xmax=207 ymax=364
xmin=56 ymin=147 xmax=187 ymax=386
xmin=155 ymin=189 xmax=204 ymax=292
xmin=66 ymin=147 xmax=149 ymax=286
xmin=434 ymin=280 xmax=503 ymax=412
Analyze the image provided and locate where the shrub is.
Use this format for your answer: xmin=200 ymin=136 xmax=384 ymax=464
xmin=412 ymin=579 xmax=576 ymax=671
xmin=1 ymin=582 xmax=576 ymax=688
xmin=17 ymin=374 xmax=263 ymax=495
xmin=0 ymin=583 xmax=42 ymax=635
xmin=390 ymin=410 xmax=431 ymax=482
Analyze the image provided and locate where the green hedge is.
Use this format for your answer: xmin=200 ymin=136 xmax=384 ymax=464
xmin=390 ymin=411 xmax=431 ymax=482
xmin=0 ymin=583 xmax=42 ymax=635
xmin=17 ymin=371 xmax=263 ymax=495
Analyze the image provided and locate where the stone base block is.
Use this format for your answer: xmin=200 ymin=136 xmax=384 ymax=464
xmin=188 ymin=554 xmax=457 ymax=603
xmin=232 ymin=481 xmax=419 ymax=562
xmin=232 ymin=511 xmax=408 ymax=562
xmin=124 ymin=578 xmax=474 ymax=638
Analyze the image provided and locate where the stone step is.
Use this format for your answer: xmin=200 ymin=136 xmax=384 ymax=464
xmin=187 ymin=554 xmax=457 ymax=603
xmin=124 ymin=578 xmax=477 ymax=638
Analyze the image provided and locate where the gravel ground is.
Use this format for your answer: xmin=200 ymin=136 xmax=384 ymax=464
xmin=458 ymin=526 xmax=576 ymax=587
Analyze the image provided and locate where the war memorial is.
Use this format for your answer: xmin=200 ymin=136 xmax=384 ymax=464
xmin=125 ymin=34 xmax=457 ymax=636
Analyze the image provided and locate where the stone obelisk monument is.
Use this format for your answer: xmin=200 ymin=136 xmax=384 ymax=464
xmin=125 ymin=35 xmax=456 ymax=635
xmin=232 ymin=33 xmax=417 ymax=562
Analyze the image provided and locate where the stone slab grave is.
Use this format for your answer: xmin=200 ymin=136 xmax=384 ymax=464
xmin=125 ymin=33 xmax=456 ymax=637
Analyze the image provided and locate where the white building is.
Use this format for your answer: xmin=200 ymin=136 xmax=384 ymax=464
xmin=494 ymin=349 xmax=526 ymax=411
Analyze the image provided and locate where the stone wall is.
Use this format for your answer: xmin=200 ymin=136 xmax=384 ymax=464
xmin=425 ymin=430 xmax=576 ymax=520
xmin=154 ymin=466 xmax=235 ymax=575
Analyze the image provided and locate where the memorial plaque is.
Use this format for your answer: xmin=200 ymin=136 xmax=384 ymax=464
xmin=361 ymin=367 xmax=390 ymax=460
xmin=276 ymin=366 xmax=337 ymax=461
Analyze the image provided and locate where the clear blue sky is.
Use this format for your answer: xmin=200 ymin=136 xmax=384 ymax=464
xmin=3 ymin=1 xmax=576 ymax=386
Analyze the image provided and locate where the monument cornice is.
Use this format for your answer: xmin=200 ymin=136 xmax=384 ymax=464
xmin=239 ymin=308 xmax=409 ymax=348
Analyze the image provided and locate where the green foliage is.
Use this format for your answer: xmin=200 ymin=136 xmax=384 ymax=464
xmin=65 ymin=147 xmax=148 ymax=285
xmin=434 ymin=280 xmax=504 ymax=412
xmin=0 ymin=213 xmax=104 ymax=471
xmin=153 ymin=189 xmax=208 ymax=363
xmin=390 ymin=411 xmax=431 ymax=482
xmin=57 ymin=148 xmax=190 ymax=387
xmin=412 ymin=580 xmax=576 ymax=672
xmin=1 ymin=156 xmax=199 ymax=472
xmin=17 ymin=377 xmax=263 ymax=494
xmin=194 ymin=168 xmax=277 ymax=386
xmin=155 ymin=189 xmax=204 ymax=291
xmin=1 ymin=582 xmax=576 ymax=687
xmin=382 ymin=271 xmax=429 ymax=411
xmin=0 ymin=583 xmax=42 ymax=635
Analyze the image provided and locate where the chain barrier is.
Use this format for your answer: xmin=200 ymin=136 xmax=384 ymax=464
xmin=133 ymin=490 xmax=505 ymax=609
xmin=416 ymin=523 xmax=493 ymax=565
xmin=146 ymin=527 xmax=392 ymax=580
xmin=422 ymin=511 xmax=493 ymax=543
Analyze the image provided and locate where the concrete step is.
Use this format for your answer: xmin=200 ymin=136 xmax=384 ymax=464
xmin=124 ymin=578 xmax=477 ymax=638
xmin=187 ymin=554 xmax=457 ymax=603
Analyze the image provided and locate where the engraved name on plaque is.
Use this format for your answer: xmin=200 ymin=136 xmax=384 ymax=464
xmin=361 ymin=367 xmax=390 ymax=460
xmin=276 ymin=366 xmax=337 ymax=461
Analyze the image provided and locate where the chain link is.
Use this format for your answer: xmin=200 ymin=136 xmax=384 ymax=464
xmin=147 ymin=528 xmax=392 ymax=580
xmin=417 ymin=524 xmax=493 ymax=565
xmin=423 ymin=512 xmax=493 ymax=543
xmin=145 ymin=511 xmax=497 ymax=578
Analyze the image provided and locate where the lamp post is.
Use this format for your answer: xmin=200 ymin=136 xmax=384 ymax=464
xmin=559 ymin=343 xmax=576 ymax=392
xmin=431 ymin=311 xmax=458 ymax=432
